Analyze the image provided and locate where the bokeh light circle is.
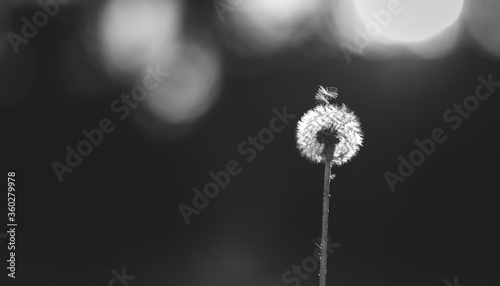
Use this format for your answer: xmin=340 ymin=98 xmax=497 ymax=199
xmin=352 ymin=0 xmax=464 ymax=43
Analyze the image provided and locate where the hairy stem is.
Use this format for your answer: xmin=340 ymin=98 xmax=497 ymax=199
xmin=319 ymin=159 xmax=334 ymax=286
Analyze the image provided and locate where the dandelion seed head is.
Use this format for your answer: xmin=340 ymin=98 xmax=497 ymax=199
xmin=296 ymin=99 xmax=363 ymax=165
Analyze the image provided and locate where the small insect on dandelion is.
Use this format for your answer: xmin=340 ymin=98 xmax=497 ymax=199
xmin=295 ymin=86 xmax=363 ymax=286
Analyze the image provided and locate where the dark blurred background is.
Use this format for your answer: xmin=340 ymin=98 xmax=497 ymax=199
xmin=1 ymin=0 xmax=499 ymax=285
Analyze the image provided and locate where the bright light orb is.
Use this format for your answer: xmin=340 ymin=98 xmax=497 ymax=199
xmin=352 ymin=0 xmax=464 ymax=42
xmin=97 ymin=0 xmax=181 ymax=74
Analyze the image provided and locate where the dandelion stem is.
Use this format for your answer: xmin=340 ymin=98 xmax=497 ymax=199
xmin=320 ymin=158 xmax=334 ymax=286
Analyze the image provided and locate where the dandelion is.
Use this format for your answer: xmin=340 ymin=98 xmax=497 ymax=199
xmin=296 ymin=86 xmax=363 ymax=286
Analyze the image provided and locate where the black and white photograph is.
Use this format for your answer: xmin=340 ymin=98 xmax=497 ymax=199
xmin=1 ymin=0 xmax=499 ymax=285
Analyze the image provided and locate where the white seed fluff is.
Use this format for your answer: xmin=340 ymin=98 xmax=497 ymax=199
xmin=296 ymin=104 xmax=363 ymax=165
